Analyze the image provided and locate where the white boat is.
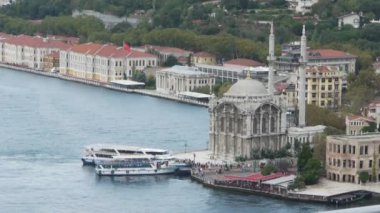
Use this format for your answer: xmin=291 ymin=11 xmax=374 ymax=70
xmin=95 ymin=154 xmax=177 ymax=176
xmin=81 ymin=144 xmax=172 ymax=166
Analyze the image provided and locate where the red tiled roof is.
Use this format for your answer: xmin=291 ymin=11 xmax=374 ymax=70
xmin=308 ymin=49 xmax=356 ymax=59
xmin=3 ymin=35 xmax=71 ymax=50
xmin=274 ymin=82 xmax=289 ymax=92
xmin=368 ymin=100 xmax=380 ymax=107
xmin=224 ymin=58 xmax=263 ymax=67
xmin=128 ymin=50 xmax=156 ymax=58
xmin=347 ymin=115 xmax=375 ymax=123
xmin=68 ymin=43 xmax=157 ymax=59
xmin=193 ymin=51 xmax=215 ymax=58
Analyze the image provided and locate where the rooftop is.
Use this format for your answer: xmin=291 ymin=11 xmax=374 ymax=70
xmin=110 ymin=80 xmax=145 ymax=86
xmin=224 ymin=58 xmax=263 ymax=67
xmin=160 ymin=65 xmax=212 ymax=76
xmin=328 ymin=133 xmax=380 ymax=142
xmin=193 ymin=51 xmax=215 ymax=58
xmin=307 ymin=49 xmax=356 ymax=60
xmin=178 ymin=91 xmax=211 ymax=99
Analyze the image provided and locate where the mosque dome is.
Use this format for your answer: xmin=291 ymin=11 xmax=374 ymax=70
xmin=224 ymin=79 xmax=269 ymax=98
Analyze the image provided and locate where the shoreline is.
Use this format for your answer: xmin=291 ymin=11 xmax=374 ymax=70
xmin=0 ymin=63 xmax=208 ymax=108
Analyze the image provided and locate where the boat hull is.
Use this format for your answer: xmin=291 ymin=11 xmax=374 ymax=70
xmin=95 ymin=167 xmax=176 ymax=176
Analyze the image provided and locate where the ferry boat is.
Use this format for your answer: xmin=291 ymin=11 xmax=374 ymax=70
xmin=81 ymin=144 xmax=172 ymax=166
xmin=95 ymin=155 xmax=177 ymax=176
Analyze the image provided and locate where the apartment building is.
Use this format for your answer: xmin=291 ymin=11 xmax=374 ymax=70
xmin=297 ymin=66 xmax=343 ymax=109
xmin=326 ymin=134 xmax=380 ymax=184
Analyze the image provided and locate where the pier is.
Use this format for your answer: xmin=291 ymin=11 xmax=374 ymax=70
xmin=0 ymin=63 xmax=208 ymax=108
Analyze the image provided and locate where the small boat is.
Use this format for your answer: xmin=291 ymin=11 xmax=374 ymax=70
xmin=95 ymin=155 xmax=177 ymax=176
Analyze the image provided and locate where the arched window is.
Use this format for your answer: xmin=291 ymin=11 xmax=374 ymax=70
xmin=271 ymin=116 xmax=276 ymax=133
xmin=262 ymin=116 xmax=267 ymax=134
xmin=253 ymin=117 xmax=258 ymax=134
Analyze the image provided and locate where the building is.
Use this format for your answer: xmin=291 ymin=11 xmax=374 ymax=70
xmin=195 ymin=63 xmax=244 ymax=82
xmin=208 ymin=76 xmax=288 ymax=159
xmin=307 ymin=49 xmax=356 ymax=74
xmin=363 ymin=100 xmax=380 ymax=127
xmin=60 ymin=43 xmax=157 ymax=82
xmin=345 ymin=115 xmax=376 ymax=136
xmin=287 ymin=125 xmax=325 ymax=145
xmin=223 ymin=58 xmax=263 ymax=70
xmin=326 ymin=134 xmax=380 ymax=184
xmin=0 ymin=0 xmax=15 ymax=7
xmin=297 ymin=66 xmax=343 ymax=109
xmin=0 ymin=34 xmax=71 ymax=70
xmin=191 ymin=51 xmax=216 ymax=65
xmin=141 ymin=45 xmax=192 ymax=66
xmin=286 ymin=0 xmax=319 ymax=15
xmin=338 ymin=12 xmax=361 ymax=29
xmin=42 ymin=51 xmax=60 ymax=72
xmin=156 ymin=65 xmax=215 ymax=95
xmin=275 ymin=42 xmax=357 ymax=74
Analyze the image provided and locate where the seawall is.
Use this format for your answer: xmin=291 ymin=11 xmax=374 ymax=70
xmin=0 ymin=63 xmax=208 ymax=108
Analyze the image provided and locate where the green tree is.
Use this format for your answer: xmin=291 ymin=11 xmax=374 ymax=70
xmin=261 ymin=164 xmax=277 ymax=176
xmin=297 ymin=143 xmax=313 ymax=173
xmin=302 ymin=159 xmax=322 ymax=185
xmin=359 ymin=171 xmax=369 ymax=184
xmin=163 ymin=55 xmax=179 ymax=67
xmin=132 ymin=71 xmax=146 ymax=83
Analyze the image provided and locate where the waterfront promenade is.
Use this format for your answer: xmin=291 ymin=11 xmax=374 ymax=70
xmin=176 ymin=150 xmax=380 ymax=205
xmin=0 ymin=63 xmax=208 ymax=107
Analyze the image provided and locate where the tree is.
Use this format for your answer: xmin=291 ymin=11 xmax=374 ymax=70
xmin=359 ymin=171 xmax=369 ymax=184
xmin=261 ymin=164 xmax=277 ymax=176
xmin=145 ymin=75 xmax=156 ymax=90
xmin=132 ymin=71 xmax=146 ymax=83
xmin=302 ymin=159 xmax=322 ymax=185
xmin=312 ymin=134 xmax=326 ymax=164
xmin=163 ymin=55 xmax=179 ymax=67
xmin=297 ymin=143 xmax=313 ymax=172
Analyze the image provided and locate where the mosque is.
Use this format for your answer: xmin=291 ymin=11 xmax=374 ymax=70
xmin=208 ymin=24 xmax=325 ymax=160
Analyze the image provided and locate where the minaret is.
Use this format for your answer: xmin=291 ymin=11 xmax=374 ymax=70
xmin=267 ymin=22 xmax=275 ymax=94
xmin=298 ymin=24 xmax=307 ymax=128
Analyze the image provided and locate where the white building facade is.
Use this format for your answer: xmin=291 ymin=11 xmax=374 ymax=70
xmin=60 ymin=43 xmax=157 ymax=82
xmin=0 ymin=34 xmax=70 ymax=70
xmin=156 ymin=65 xmax=215 ymax=95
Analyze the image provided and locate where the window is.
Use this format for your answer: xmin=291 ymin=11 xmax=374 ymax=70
xmin=360 ymin=146 xmax=363 ymax=155
xmin=343 ymin=145 xmax=346 ymax=154
xmin=365 ymin=146 xmax=368 ymax=155
xmin=352 ymin=160 xmax=355 ymax=168
xmin=337 ymin=145 xmax=340 ymax=153
xmin=349 ymin=145 xmax=351 ymax=154
xmin=360 ymin=160 xmax=363 ymax=169
xmin=353 ymin=146 xmax=356 ymax=154
xmin=329 ymin=143 xmax=332 ymax=152
xmin=229 ymin=118 xmax=233 ymax=133
xmin=343 ymin=160 xmax=346 ymax=168
xmin=321 ymin=85 xmax=325 ymax=90
xmin=369 ymin=160 xmax=373 ymax=168
xmin=337 ymin=159 xmax=341 ymax=167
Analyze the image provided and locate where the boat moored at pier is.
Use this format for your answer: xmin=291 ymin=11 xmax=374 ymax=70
xmin=81 ymin=144 xmax=172 ymax=166
xmin=95 ymin=155 xmax=177 ymax=176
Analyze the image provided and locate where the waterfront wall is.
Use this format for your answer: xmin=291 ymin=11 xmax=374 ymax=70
xmin=0 ymin=63 xmax=208 ymax=108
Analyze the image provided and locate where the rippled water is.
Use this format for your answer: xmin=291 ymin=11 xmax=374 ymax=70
xmin=0 ymin=68 xmax=339 ymax=212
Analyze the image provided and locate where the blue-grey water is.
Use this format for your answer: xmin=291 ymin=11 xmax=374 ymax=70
xmin=0 ymin=68 xmax=366 ymax=212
